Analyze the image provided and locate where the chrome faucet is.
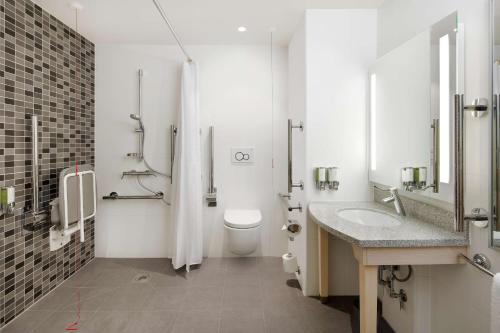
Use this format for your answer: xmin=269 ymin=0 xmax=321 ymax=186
xmin=381 ymin=187 xmax=406 ymax=217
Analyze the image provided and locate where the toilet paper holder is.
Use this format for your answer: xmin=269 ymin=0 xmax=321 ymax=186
xmin=282 ymin=219 xmax=302 ymax=241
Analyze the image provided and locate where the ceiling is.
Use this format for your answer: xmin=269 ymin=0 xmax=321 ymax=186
xmin=32 ymin=0 xmax=384 ymax=45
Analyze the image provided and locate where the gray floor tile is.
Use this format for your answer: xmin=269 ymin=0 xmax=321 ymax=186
xmin=32 ymin=311 xmax=97 ymax=333
xmin=126 ymin=311 xmax=178 ymax=333
xmin=222 ymin=285 xmax=263 ymax=309
xmin=4 ymin=257 xmax=355 ymax=333
xmin=220 ymin=308 xmax=265 ymax=333
xmin=98 ymin=285 xmax=155 ymax=311
xmin=224 ymin=270 xmax=261 ymax=287
xmin=263 ymin=304 xmax=309 ymax=333
xmin=184 ymin=286 xmax=223 ymax=310
xmin=1 ymin=310 xmax=53 ymax=333
xmin=144 ymin=287 xmax=188 ymax=310
xmin=188 ymin=267 xmax=226 ymax=287
xmin=149 ymin=270 xmax=193 ymax=287
xmin=224 ymin=257 xmax=260 ymax=274
xmin=171 ymin=309 xmax=221 ymax=333
xmin=79 ymin=311 xmax=133 ymax=333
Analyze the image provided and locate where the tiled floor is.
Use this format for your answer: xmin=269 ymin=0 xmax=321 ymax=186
xmin=2 ymin=257 xmax=352 ymax=333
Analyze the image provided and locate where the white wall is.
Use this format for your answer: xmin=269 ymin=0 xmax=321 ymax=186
xmin=287 ymin=9 xmax=377 ymax=295
xmin=95 ymin=44 xmax=289 ymax=258
xmin=378 ymin=1 xmax=495 ymax=332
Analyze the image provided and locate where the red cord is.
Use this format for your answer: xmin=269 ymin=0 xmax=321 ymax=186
xmin=66 ymin=162 xmax=81 ymax=331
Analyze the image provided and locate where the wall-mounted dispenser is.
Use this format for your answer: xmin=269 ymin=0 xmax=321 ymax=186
xmin=0 ymin=186 xmax=15 ymax=216
xmin=401 ymin=167 xmax=427 ymax=191
xmin=314 ymin=167 xmax=339 ymax=191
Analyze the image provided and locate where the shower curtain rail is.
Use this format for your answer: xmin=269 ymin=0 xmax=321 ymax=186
xmin=152 ymin=0 xmax=193 ymax=62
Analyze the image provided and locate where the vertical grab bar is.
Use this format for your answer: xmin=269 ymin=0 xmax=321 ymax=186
xmin=170 ymin=124 xmax=177 ymax=184
xmin=288 ymin=119 xmax=304 ymax=193
xmin=454 ymin=94 xmax=465 ymax=232
xmin=32 ymin=115 xmax=40 ymax=214
xmin=206 ymin=126 xmax=217 ymax=206
xmin=31 ymin=115 xmax=46 ymax=223
xmin=138 ymin=70 xmax=144 ymax=160
xmin=431 ymin=119 xmax=440 ymax=193
xmin=208 ymin=126 xmax=215 ymax=194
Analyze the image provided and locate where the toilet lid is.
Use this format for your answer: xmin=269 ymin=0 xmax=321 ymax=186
xmin=224 ymin=209 xmax=262 ymax=229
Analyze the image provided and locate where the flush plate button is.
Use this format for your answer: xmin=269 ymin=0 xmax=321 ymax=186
xmin=231 ymin=147 xmax=254 ymax=164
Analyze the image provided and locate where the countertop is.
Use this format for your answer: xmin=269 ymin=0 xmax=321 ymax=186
xmin=308 ymin=201 xmax=468 ymax=248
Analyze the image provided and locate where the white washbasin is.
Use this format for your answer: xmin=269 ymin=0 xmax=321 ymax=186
xmin=337 ymin=208 xmax=401 ymax=227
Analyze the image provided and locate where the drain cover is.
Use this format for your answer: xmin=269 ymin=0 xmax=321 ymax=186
xmin=132 ymin=272 xmax=151 ymax=283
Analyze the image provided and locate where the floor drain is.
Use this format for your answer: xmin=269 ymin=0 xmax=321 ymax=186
xmin=132 ymin=273 xmax=151 ymax=283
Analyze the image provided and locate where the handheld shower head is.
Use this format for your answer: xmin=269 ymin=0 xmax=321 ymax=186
xmin=130 ymin=114 xmax=141 ymax=120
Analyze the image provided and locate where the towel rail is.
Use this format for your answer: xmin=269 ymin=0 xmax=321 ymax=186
xmin=460 ymin=253 xmax=495 ymax=277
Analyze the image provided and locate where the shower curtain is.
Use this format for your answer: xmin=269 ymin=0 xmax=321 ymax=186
xmin=171 ymin=61 xmax=203 ymax=271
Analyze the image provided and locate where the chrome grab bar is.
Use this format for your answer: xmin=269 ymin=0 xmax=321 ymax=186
xmin=431 ymin=119 xmax=440 ymax=193
xmin=170 ymin=124 xmax=177 ymax=184
xmin=454 ymin=95 xmax=490 ymax=232
xmin=288 ymin=119 xmax=304 ymax=193
xmin=460 ymin=253 xmax=494 ymax=278
xmin=102 ymin=191 xmax=163 ymax=200
xmin=454 ymin=94 xmax=465 ymax=232
xmin=206 ymin=126 xmax=217 ymax=207
xmin=32 ymin=115 xmax=40 ymax=214
xmin=138 ymin=70 xmax=144 ymax=160
xmin=31 ymin=115 xmax=46 ymax=223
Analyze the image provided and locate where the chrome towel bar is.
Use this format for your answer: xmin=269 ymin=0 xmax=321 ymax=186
xmin=460 ymin=253 xmax=494 ymax=278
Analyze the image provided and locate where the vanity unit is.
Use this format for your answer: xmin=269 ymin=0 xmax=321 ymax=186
xmin=309 ymin=201 xmax=468 ymax=333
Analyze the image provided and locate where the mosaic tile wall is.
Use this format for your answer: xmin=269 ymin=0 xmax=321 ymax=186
xmin=0 ymin=0 xmax=95 ymax=327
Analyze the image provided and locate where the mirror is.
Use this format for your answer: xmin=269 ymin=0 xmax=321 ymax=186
xmin=369 ymin=12 xmax=463 ymax=205
xmin=492 ymin=0 xmax=500 ymax=247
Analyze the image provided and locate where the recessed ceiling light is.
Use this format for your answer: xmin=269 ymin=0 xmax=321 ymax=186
xmin=237 ymin=26 xmax=247 ymax=32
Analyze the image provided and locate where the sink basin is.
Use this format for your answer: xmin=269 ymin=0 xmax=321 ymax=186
xmin=337 ymin=208 xmax=401 ymax=227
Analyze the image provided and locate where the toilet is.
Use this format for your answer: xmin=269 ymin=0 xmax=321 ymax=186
xmin=224 ymin=209 xmax=262 ymax=255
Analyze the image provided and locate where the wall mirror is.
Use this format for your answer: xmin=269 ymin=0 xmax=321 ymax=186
xmin=369 ymin=12 xmax=464 ymax=205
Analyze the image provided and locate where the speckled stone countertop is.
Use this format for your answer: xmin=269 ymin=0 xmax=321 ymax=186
xmin=308 ymin=202 xmax=468 ymax=248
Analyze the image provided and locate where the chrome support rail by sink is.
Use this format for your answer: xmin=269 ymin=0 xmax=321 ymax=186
xmin=454 ymin=95 xmax=490 ymax=232
xmin=102 ymin=192 xmax=164 ymax=200
xmin=431 ymin=119 xmax=440 ymax=193
xmin=460 ymin=253 xmax=494 ymax=278
xmin=288 ymin=119 xmax=304 ymax=193
xmin=454 ymin=94 xmax=465 ymax=232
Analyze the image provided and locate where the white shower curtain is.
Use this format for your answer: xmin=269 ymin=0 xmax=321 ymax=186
xmin=171 ymin=61 xmax=203 ymax=271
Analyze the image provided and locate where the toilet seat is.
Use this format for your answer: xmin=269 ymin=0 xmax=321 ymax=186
xmin=224 ymin=209 xmax=262 ymax=229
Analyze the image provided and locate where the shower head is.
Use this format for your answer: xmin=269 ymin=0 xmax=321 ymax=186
xmin=130 ymin=114 xmax=141 ymax=120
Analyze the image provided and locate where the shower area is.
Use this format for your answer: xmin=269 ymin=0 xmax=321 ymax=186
xmin=94 ymin=1 xmax=289 ymax=261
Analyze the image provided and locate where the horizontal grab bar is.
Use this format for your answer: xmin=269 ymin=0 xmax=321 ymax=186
xmin=102 ymin=192 xmax=164 ymax=200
